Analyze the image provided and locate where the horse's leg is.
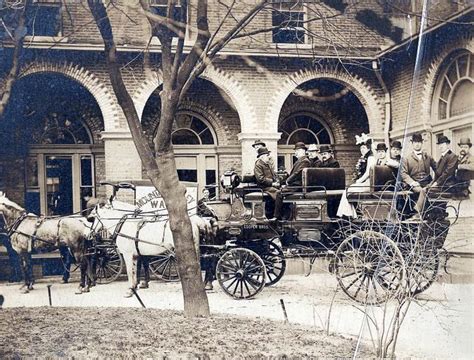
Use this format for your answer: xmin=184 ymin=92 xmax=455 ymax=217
xmin=137 ymin=256 xmax=149 ymax=289
xmin=19 ymin=253 xmax=29 ymax=293
xmin=122 ymin=253 xmax=138 ymax=298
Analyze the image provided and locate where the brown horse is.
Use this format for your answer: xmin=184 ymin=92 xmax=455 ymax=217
xmin=0 ymin=195 xmax=90 ymax=293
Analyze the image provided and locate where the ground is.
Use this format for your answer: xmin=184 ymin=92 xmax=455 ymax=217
xmin=1 ymin=269 xmax=473 ymax=359
xmin=0 ymin=307 xmax=370 ymax=358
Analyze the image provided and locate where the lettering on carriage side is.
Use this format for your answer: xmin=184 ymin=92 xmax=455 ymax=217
xmin=135 ymin=186 xmax=197 ymax=214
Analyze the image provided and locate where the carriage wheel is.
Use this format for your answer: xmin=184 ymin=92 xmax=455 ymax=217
xmin=95 ymin=245 xmax=124 ymax=284
xmin=149 ymin=250 xmax=180 ymax=282
xmin=216 ymin=248 xmax=266 ymax=299
xmin=260 ymin=240 xmax=286 ymax=286
xmin=406 ymin=247 xmax=439 ymax=296
xmin=335 ymin=230 xmax=405 ymax=305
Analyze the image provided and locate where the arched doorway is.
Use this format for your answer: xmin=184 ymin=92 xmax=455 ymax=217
xmin=277 ymin=78 xmax=369 ymax=173
xmin=2 ymin=73 xmax=104 ymax=215
xmin=141 ymin=92 xmax=220 ymax=197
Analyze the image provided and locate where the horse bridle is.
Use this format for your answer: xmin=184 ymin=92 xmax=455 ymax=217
xmin=4 ymin=211 xmax=28 ymax=237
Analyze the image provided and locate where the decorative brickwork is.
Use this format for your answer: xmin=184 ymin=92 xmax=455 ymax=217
xmin=18 ymin=61 xmax=121 ymax=132
xmin=265 ymin=63 xmax=385 ymax=136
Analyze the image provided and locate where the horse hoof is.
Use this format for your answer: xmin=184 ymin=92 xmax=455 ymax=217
xmin=137 ymin=281 xmax=149 ymax=289
xmin=21 ymin=288 xmax=30 ymax=294
xmin=124 ymin=289 xmax=134 ymax=298
xmin=75 ymin=287 xmax=84 ymax=295
xmin=204 ymin=282 xmax=213 ymax=291
xmin=27 ymin=285 xmax=34 ymax=291
xmin=82 ymin=286 xmax=90 ymax=293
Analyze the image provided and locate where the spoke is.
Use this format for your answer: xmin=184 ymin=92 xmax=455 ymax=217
xmin=353 ymin=275 xmax=367 ymax=299
xmin=344 ymin=272 xmax=365 ymax=291
xmin=243 ymin=278 xmax=252 ymax=295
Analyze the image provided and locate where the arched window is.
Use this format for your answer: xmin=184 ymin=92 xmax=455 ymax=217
xmin=278 ymin=113 xmax=333 ymax=145
xmin=436 ymin=52 xmax=474 ymax=121
xmin=171 ymin=112 xmax=215 ymax=145
xmin=32 ymin=113 xmax=92 ymax=145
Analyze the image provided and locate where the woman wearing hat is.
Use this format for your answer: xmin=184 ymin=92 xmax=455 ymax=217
xmin=336 ymin=139 xmax=380 ymax=218
xmin=353 ymin=135 xmax=374 ymax=182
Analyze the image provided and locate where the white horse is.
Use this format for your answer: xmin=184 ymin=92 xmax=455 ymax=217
xmin=0 ymin=195 xmax=90 ymax=293
xmin=88 ymin=199 xmax=216 ymax=297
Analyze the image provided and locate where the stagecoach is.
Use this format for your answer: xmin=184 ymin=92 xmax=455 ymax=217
xmin=199 ymin=166 xmax=472 ymax=304
xmin=86 ymin=165 xmax=471 ymax=304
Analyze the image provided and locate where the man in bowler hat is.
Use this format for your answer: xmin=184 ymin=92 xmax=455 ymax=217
xmin=318 ymin=145 xmax=340 ymax=168
xmin=254 ymin=147 xmax=282 ymax=220
xmin=285 ymin=142 xmax=311 ymax=188
xmin=412 ymin=135 xmax=458 ymax=218
xmin=458 ymin=137 xmax=473 ymax=171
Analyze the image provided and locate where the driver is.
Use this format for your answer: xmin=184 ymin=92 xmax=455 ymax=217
xmin=254 ymin=147 xmax=282 ymax=220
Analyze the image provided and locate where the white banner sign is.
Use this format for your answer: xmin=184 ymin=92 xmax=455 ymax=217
xmin=135 ymin=186 xmax=197 ymax=215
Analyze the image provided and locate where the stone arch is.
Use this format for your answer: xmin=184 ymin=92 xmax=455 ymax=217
xmin=421 ymin=34 xmax=474 ymax=125
xmin=277 ymin=97 xmax=358 ymax=144
xmin=18 ymin=61 xmax=120 ymax=131
xmin=132 ymin=65 xmax=256 ymax=129
xmin=265 ymin=64 xmax=385 ymax=136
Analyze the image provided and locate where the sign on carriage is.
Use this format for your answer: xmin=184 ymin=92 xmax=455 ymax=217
xmin=135 ymin=185 xmax=197 ymax=215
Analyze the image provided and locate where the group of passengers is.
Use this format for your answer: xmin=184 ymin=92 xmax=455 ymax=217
xmin=252 ymin=133 xmax=473 ymax=221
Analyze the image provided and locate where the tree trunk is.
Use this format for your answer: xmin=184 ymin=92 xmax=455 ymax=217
xmin=87 ymin=0 xmax=210 ymax=317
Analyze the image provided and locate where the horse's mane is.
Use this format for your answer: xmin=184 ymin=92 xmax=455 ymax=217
xmin=0 ymin=196 xmax=25 ymax=212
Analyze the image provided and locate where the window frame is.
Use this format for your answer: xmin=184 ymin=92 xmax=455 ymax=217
xmin=149 ymin=0 xmax=190 ymax=45
xmin=271 ymin=2 xmax=308 ymax=45
xmin=25 ymin=0 xmax=63 ymax=41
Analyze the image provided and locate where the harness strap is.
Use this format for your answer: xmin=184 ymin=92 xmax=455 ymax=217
xmin=56 ymin=218 xmax=63 ymax=247
xmin=134 ymin=219 xmax=147 ymax=257
xmin=161 ymin=220 xmax=169 ymax=243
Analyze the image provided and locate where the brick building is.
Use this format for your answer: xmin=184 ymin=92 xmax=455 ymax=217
xmin=0 ymin=0 xmax=472 ymax=216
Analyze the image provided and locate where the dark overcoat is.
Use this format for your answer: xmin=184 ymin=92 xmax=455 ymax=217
xmin=434 ymin=150 xmax=458 ymax=186
xmin=254 ymin=158 xmax=279 ymax=200
xmin=400 ymin=151 xmax=436 ymax=187
xmin=286 ymin=156 xmax=311 ymax=186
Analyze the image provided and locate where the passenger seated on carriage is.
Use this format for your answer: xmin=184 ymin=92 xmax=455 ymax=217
xmin=353 ymin=133 xmax=373 ymax=181
xmin=253 ymin=147 xmax=283 ymax=220
xmin=197 ymin=187 xmax=215 ymax=217
xmin=307 ymin=144 xmax=322 ymax=167
xmin=283 ymin=142 xmax=311 ymax=190
xmin=409 ymin=135 xmax=458 ymax=220
xmin=318 ymin=145 xmax=340 ymax=168
xmin=456 ymin=137 xmax=474 ymax=196
xmin=336 ymin=140 xmax=379 ymax=218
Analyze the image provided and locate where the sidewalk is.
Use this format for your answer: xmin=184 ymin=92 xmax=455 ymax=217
xmin=1 ymin=271 xmax=473 ymax=359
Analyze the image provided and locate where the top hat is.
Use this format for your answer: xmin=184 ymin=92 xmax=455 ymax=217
xmin=252 ymin=139 xmax=266 ymax=148
xmin=376 ymin=143 xmax=388 ymax=151
xmin=458 ymin=137 xmax=472 ymax=147
xmin=410 ymin=133 xmax=423 ymax=143
xmin=390 ymin=140 xmax=402 ymax=149
xmin=436 ymin=135 xmax=451 ymax=145
xmin=307 ymin=144 xmax=319 ymax=152
xmin=257 ymin=147 xmax=270 ymax=157
xmin=294 ymin=142 xmax=307 ymax=151
xmin=319 ymin=145 xmax=333 ymax=153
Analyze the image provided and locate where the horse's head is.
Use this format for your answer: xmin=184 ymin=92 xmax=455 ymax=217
xmin=0 ymin=195 xmax=26 ymax=227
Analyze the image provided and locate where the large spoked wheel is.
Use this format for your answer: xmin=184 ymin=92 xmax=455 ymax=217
xmin=405 ymin=246 xmax=439 ymax=296
xmin=335 ymin=230 xmax=405 ymax=305
xmin=260 ymin=240 xmax=286 ymax=286
xmin=149 ymin=250 xmax=180 ymax=282
xmin=95 ymin=245 xmax=124 ymax=284
xmin=216 ymin=248 xmax=266 ymax=299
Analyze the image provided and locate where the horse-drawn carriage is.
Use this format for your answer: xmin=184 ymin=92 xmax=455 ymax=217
xmin=197 ymin=166 xmax=471 ymax=304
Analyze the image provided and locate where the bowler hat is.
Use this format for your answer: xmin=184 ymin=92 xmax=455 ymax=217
xmin=319 ymin=145 xmax=332 ymax=153
xmin=436 ymin=135 xmax=451 ymax=145
xmin=458 ymin=137 xmax=472 ymax=147
xmin=307 ymin=144 xmax=319 ymax=152
xmin=390 ymin=140 xmax=402 ymax=149
xmin=294 ymin=142 xmax=307 ymax=151
xmin=257 ymin=147 xmax=270 ymax=157
xmin=252 ymin=139 xmax=266 ymax=148
xmin=410 ymin=133 xmax=423 ymax=143
xmin=376 ymin=143 xmax=388 ymax=151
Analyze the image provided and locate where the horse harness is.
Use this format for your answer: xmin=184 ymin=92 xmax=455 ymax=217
xmin=112 ymin=214 xmax=170 ymax=256
xmin=8 ymin=213 xmax=64 ymax=250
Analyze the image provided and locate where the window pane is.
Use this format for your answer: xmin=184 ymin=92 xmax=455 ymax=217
xmin=450 ymin=80 xmax=474 ymax=117
xmin=457 ymin=54 xmax=469 ymax=77
xmin=200 ymin=128 xmax=214 ymax=144
xmin=273 ymin=29 xmax=304 ymax=44
xmin=470 ymin=55 xmax=474 ymax=79
xmin=440 ymin=79 xmax=451 ymax=100
xmin=190 ymin=117 xmax=207 ymax=133
xmin=318 ymin=130 xmax=331 ymax=145
xmin=438 ymin=100 xmax=447 ymax=120
xmin=446 ymin=62 xmax=458 ymax=86
xmin=172 ymin=129 xmax=200 ymax=144
xmin=26 ymin=157 xmax=39 ymax=187
xmin=81 ymin=156 xmax=93 ymax=186
xmin=177 ymin=169 xmax=197 ymax=183
xmin=206 ymin=170 xmax=217 ymax=199
xmin=26 ymin=5 xmax=60 ymax=36
xmin=288 ymin=130 xmax=316 ymax=144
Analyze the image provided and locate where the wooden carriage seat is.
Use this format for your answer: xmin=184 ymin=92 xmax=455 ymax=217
xmin=303 ymin=168 xmax=346 ymax=199
xmin=347 ymin=166 xmax=398 ymax=201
